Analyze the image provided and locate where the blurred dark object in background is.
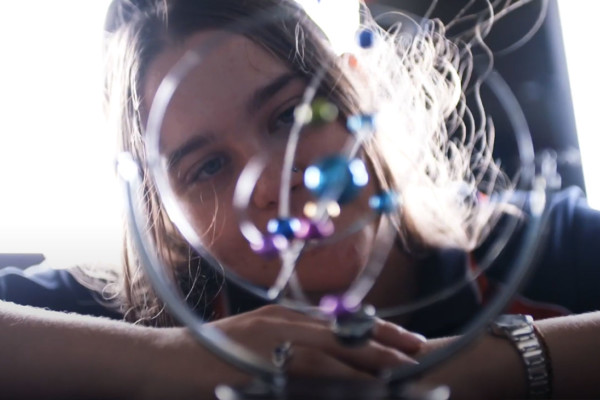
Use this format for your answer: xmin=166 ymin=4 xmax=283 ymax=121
xmin=368 ymin=0 xmax=584 ymax=192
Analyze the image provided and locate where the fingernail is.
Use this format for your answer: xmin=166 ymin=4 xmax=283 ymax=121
xmin=413 ymin=333 xmax=427 ymax=343
xmin=396 ymin=325 xmax=427 ymax=344
xmin=402 ymin=331 xmax=427 ymax=350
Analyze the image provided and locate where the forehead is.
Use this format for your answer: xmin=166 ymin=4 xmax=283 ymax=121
xmin=144 ymin=31 xmax=287 ymax=96
xmin=142 ymin=31 xmax=291 ymax=151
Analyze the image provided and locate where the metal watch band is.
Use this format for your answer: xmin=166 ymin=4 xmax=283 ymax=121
xmin=489 ymin=314 xmax=551 ymax=399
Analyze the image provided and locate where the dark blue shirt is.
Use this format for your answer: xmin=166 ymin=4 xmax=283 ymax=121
xmin=0 ymin=264 xmax=120 ymax=319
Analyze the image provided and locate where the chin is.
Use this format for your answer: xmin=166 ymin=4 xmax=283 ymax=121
xmin=293 ymin=255 xmax=363 ymax=295
xmin=218 ymin=238 xmax=367 ymax=294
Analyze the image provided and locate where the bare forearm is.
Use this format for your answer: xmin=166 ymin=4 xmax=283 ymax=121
xmin=535 ymin=311 xmax=600 ymax=398
xmin=418 ymin=312 xmax=600 ymax=399
xmin=0 ymin=301 xmax=156 ymax=399
xmin=417 ymin=333 xmax=526 ymax=399
xmin=0 ymin=302 xmax=272 ymax=399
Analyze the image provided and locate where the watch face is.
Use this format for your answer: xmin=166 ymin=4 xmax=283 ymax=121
xmin=494 ymin=314 xmax=532 ymax=328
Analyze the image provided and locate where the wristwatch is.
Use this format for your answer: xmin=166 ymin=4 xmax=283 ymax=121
xmin=488 ymin=314 xmax=551 ymax=399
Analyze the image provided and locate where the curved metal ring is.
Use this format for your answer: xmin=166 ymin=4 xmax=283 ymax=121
xmin=272 ymin=341 xmax=294 ymax=370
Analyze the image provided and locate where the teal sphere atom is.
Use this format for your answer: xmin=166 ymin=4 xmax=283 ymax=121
xmin=304 ymin=156 xmax=369 ymax=205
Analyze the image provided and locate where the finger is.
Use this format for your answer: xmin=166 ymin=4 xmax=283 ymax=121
xmin=258 ymin=306 xmax=426 ymax=354
xmin=247 ymin=306 xmax=420 ymax=372
xmin=268 ymin=319 xmax=418 ymax=373
xmin=288 ymin=345 xmax=374 ymax=381
xmin=252 ymin=305 xmax=329 ymax=326
xmin=334 ymin=339 xmax=418 ymax=373
xmin=261 ymin=307 xmax=424 ymax=364
xmin=372 ymin=319 xmax=427 ymax=354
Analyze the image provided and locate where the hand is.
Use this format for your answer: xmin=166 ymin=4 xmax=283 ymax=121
xmin=215 ymin=305 xmax=425 ymax=376
xmin=140 ymin=305 xmax=426 ymax=399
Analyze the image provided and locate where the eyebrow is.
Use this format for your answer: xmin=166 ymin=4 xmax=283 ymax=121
xmin=166 ymin=72 xmax=302 ymax=169
xmin=247 ymin=72 xmax=302 ymax=115
xmin=166 ymin=133 xmax=216 ymax=171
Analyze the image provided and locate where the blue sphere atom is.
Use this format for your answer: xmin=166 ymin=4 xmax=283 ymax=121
xmin=346 ymin=114 xmax=376 ymax=135
xmin=369 ymin=190 xmax=399 ymax=214
xmin=267 ymin=218 xmax=301 ymax=240
xmin=357 ymin=29 xmax=375 ymax=48
xmin=304 ymin=156 xmax=369 ymax=205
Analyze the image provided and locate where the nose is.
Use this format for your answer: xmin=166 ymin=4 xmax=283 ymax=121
xmin=252 ymin=161 xmax=304 ymax=210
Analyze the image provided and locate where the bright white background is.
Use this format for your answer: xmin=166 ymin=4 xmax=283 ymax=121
xmin=557 ymin=1 xmax=600 ymax=210
xmin=0 ymin=1 xmax=597 ymax=268
xmin=0 ymin=1 xmax=120 ymax=267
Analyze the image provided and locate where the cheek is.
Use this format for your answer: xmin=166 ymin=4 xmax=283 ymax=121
xmin=295 ymin=122 xmax=352 ymax=164
xmin=188 ymin=197 xmax=241 ymax=258
xmin=197 ymin=206 xmax=282 ymax=287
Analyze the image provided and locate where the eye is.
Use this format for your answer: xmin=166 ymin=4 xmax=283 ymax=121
xmin=269 ymin=103 xmax=298 ymax=134
xmin=277 ymin=105 xmax=296 ymax=125
xmin=187 ymin=153 xmax=230 ymax=184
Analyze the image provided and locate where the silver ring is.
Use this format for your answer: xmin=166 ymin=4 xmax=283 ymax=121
xmin=272 ymin=341 xmax=294 ymax=369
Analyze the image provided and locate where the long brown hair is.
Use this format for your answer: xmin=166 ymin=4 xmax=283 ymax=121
xmin=102 ymin=0 xmax=512 ymax=326
xmin=104 ymin=0 xmax=372 ymax=325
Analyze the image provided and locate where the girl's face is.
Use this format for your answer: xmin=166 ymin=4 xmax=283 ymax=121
xmin=143 ymin=31 xmax=379 ymax=296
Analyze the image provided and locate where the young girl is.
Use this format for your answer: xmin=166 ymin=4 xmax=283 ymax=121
xmin=1 ymin=0 xmax=599 ymax=398
xmin=106 ymin=0 xmax=504 ymax=331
